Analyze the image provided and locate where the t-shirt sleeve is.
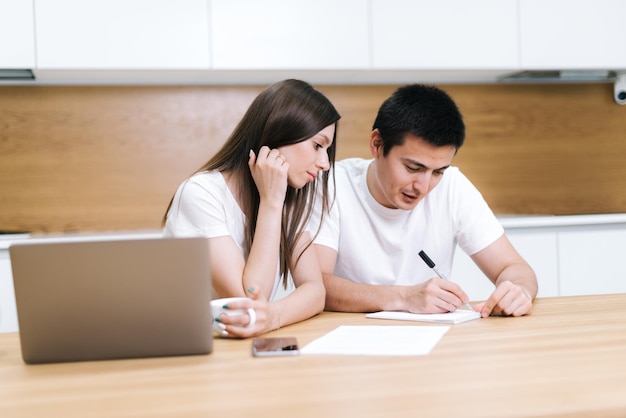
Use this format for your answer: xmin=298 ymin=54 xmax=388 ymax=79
xmin=449 ymin=169 xmax=504 ymax=256
xmin=164 ymin=177 xmax=231 ymax=238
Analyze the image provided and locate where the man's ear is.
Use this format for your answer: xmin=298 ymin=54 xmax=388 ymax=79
xmin=370 ymin=129 xmax=383 ymax=158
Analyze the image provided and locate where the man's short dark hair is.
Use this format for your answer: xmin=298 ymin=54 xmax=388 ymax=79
xmin=373 ymin=84 xmax=465 ymax=156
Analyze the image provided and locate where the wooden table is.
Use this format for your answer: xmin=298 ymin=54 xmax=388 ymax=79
xmin=2 ymin=294 xmax=626 ymax=418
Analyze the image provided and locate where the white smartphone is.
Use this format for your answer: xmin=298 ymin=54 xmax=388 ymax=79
xmin=252 ymin=337 xmax=299 ymax=357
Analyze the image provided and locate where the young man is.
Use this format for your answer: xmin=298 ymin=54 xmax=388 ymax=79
xmin=311 ymin=84 xmax=537 ymax=317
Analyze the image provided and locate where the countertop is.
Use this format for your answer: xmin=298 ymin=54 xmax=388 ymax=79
xmin=497 ymin=213 xmax=626 ymax=229
xmin=0 ymin=230 xmax=162 ymax=250
xmin=3 ymin=213 xmax=626 ymax=250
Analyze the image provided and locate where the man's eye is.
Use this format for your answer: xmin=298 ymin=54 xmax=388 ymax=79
xmin=406 ymin=166 xmax=422 ymax=173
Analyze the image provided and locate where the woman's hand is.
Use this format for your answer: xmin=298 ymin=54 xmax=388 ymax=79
xmin=215 ymin=286 xmax=281 ymax=338
xmin=248 ymin=146 xmax=289 ymax=209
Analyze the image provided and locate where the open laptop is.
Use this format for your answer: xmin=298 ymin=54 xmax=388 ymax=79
xmin=9 ymin=236 xmax=213 ymax=364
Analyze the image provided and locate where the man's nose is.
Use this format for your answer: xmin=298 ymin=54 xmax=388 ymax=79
xmin=412 ymin=172 xmax=431 ymax=193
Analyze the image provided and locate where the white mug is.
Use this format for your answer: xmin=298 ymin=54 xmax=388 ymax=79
xmin=210 ymin=297 xmax=256 ymax=336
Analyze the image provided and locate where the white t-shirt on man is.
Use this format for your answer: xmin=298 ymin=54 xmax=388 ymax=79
xmin=311 ymin=158 xmax=503 ymax=286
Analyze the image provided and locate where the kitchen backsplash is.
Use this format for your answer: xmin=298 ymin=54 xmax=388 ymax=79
xmin=1 ymin=83 xmax=624 ymax=232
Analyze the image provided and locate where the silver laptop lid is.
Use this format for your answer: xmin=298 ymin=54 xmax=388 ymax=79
xmin=10 ymin=236 xmax=213 ymax=364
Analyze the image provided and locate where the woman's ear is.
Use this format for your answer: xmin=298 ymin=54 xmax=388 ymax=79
xmin=369 ymin=129 xmax=383 ymax=158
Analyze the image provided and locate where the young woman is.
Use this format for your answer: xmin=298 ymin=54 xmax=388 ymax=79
xmin=163 ymin=79 xmax=340 ymax=338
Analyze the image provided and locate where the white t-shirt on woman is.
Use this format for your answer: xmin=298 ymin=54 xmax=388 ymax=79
xmin=163 ymin=171 xmax=294 ymax=300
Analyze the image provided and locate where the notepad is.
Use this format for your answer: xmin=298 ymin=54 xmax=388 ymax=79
xmin=366 ymin=310 xmax=481 ymax=324
xmin=300 ymin=325 xmax=450 ymax=356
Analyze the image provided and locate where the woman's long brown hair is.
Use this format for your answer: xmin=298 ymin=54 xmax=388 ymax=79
xmin=163 ymin=79 xmax=340 ymax=288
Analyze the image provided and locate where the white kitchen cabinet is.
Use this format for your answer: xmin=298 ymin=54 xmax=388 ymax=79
xmin=35 ymin=0 xmax=210 ymax=69
xmin=0 ymin=0 xmax=36 ymax=68
xmin=451 ymin=229 xmax=559 ymax=302
xmin=520 ymin=0 xmax=626 ymax=69
xmin=371 ymin=0 xmax=519 ymax=70
xmin=0 ymin=249 xmax=18 ymax=333
xmin=458 ymin=215 xmax=626 ymax=300
xmin=211 ymin=0 xmax=369 ymax=70
xmin=507 ymin=230 xmax=559 ymax=297
xmin=558 ymin=227 xmax=626 ymax=296
xmin=450 ymin=249 xmax=494 ymax=302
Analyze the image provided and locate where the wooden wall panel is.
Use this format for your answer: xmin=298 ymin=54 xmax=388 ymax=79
xmin=1 ymin=83 xmax=625 ymax=233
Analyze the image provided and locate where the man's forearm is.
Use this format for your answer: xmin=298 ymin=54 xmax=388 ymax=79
xmin=322 ymin=273 xmax=402 ymax=313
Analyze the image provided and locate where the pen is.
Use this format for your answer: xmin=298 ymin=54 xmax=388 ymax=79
xmin=418 ymin=250 xmax=474 ymax=312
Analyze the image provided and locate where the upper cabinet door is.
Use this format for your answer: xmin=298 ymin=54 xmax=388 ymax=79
xmin=35 ymin=0 xmax=211 ymax=69
xmin=371 ymin=0 xmax=519 ymax=70
xmin=520 ymin=0 xmax=626 ymax=69
xmin=211 ymin=0 xmax=369 ymax=70
xmin=0 ymin=0 xmax=35 ymax=68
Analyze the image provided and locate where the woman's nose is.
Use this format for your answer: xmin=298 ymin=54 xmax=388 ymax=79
xmin=316 ymin=155 xmax=330 ymax=171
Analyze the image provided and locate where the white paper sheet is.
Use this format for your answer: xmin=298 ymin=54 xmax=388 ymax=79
xmin=300 ymin=325 xmax=449 ymax=356
xmin=366 ymin=310 xmax=481 ymax=324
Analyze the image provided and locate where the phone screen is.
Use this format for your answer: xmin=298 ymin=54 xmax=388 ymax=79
xmin=252 ymin=337 xmax=299 ymax=357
